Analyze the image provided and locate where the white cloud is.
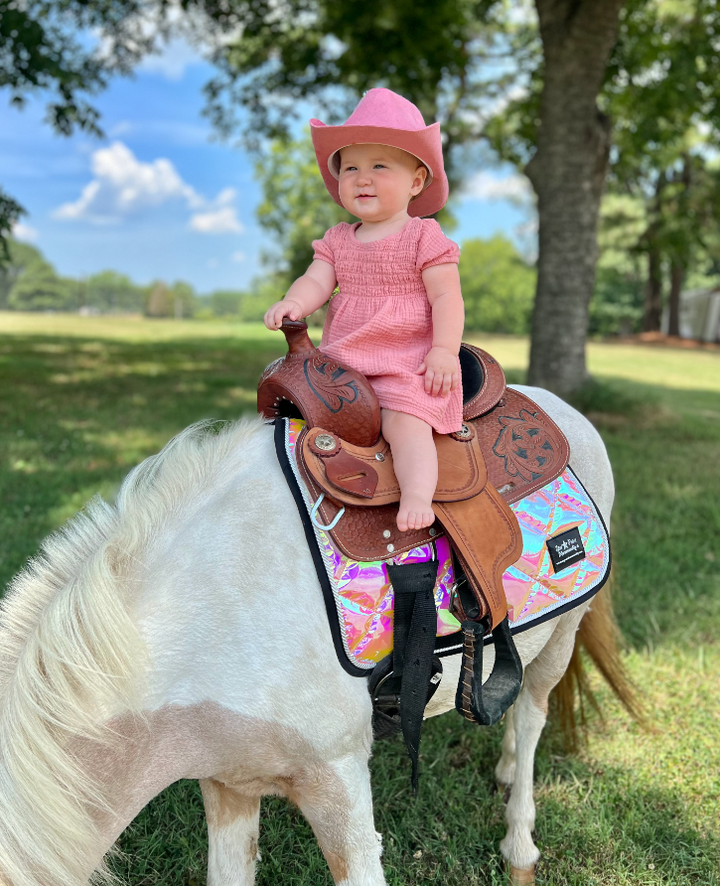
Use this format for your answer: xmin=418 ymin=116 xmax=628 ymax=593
xmin=190 ymin=207 xmax=243 ymax=234
xmin=231 ymin=250 xmax=246 ymax=263
xmin=462 ymin=170 xmax=532 ymax=204
xmin=54 ymin=141 xmax=201 ymax=223
xmin=53 ymin=142 xmax=244 ymax=235
xmin=11 ymin=221 xmax=39 ymax=242
xmin=189 ymin=188 xmax=244 ymax=234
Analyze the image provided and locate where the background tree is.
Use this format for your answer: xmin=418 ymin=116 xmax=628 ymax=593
xmin=146 ymin=281 xmax=174 ymax=318
xmin=494 ymin=0 xmax=720 ymax=342
xmin=0 ymin=192 xmax=25 ymax=262
xmin=206 ymin=289 xmax=246 ymax=317
xmin=460 ymin=235 xmax=535 ymax=334
xmin=0 ymin=239 xmax=44 ymax=308
xmin=591 ymin=194 xmax=646 ymax=337
xmin=85 ymin=270 xmax=147 ymax=314
xmin=6 ymin=249 xmax=76 ymax=311
xmin=170 ymin=281 xmax=197 ymax=319
xmin=254 ymin=134 xmax=353 ymax=284
xmin=603 ymin=0 xmax=720 ymax=333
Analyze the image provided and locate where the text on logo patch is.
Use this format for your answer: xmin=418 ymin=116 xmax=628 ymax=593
xmin=546 ymin=527 xmax=586 ymax=573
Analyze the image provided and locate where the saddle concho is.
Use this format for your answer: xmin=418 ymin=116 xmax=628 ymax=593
xmin=281 ymin=418 xmax=611 ymax=672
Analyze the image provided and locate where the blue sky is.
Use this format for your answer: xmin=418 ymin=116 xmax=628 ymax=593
xmin=2 ymin=39 xmax=534 ymax=295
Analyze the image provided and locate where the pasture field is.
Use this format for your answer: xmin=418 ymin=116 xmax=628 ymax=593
xmin=1 ymin=312 xmax=719 ymax=885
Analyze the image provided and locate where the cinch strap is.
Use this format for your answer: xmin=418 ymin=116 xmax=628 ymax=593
xmin=386 ymin=560 xmax=440 ymax=792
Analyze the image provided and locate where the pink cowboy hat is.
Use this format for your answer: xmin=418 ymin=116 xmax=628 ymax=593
xmin=310 ymin=88 xmax=449 ymax=218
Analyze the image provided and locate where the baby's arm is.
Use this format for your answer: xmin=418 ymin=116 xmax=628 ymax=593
xmin=418 ymin=263 xmax=465 ymax=396
xmin=264 ymin=260 xmax=337 ymax=330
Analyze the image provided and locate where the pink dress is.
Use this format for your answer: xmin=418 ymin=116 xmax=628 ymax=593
xmin=312 ymin=216 xmax=463 ymax=434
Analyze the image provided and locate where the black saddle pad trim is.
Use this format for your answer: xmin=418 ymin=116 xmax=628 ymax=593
xmin=274 ymin=418 xmax=368 ymax=677
xmin=273 ymin=418 xmax=612 ymax=675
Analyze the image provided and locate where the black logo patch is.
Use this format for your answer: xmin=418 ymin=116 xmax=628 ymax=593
xmin=547 ymin=527 xmax=586 ymax=573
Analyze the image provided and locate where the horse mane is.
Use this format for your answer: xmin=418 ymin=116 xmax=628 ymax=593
xmin=0 ymin=416 xmax=268 ymax=886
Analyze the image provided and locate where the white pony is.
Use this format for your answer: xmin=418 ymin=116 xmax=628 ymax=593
xmin=0 ymin=387 xmax=627 ymax=886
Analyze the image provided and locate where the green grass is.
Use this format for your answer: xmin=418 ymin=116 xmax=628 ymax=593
xmin=1 ymin=312 xmax=720 ymax=885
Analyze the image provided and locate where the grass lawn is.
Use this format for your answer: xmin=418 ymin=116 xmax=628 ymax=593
xmin=1 ymin=312 xmax=719 ymax=885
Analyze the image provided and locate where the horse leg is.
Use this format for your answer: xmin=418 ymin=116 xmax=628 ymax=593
xmin=200 ymin=778 xmax=261 ymax=886
xmin=499 ymin=605 xmax=587 ymax=885
xmin=495 ymin=705 xmax=516 ymax=797
xmin=289 ymin=753 xmax=385 ymax=886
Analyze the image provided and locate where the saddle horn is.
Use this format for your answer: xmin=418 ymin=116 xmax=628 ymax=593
xmin=258 ymin=320 xmax=382 ymax=447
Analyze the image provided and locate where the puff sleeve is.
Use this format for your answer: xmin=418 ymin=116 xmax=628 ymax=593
xmin=416 ymin=219 xmax=461 ymax=271
xmin=312 ymin=226 xmax=337 ymax=266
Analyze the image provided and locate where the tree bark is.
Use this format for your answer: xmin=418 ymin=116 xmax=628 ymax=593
xmin=526 ymin=0 xmax=625 ymax=397
xmin=667 ymin=260 xmax=684 ymax=337
xmin=643 ymin=248 xmax=663 ymax=333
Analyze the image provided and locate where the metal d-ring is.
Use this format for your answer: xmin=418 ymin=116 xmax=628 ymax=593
xmin=310 ymin=493 xmax=345 ymax=530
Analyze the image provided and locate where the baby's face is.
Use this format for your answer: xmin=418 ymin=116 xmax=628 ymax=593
xmin=337 ymin=144 xmax=427 ymax=223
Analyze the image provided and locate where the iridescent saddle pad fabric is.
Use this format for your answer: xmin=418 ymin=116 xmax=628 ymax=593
xmin=279 ymin=418 xmax=610 ymax=674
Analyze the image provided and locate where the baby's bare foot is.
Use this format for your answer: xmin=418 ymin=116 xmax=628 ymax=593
xmin=397 ymin=494 xmax=435 ymax=532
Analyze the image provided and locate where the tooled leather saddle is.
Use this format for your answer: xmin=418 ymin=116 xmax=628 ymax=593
xmin=258 ymin=320 xmax=569 ymax=778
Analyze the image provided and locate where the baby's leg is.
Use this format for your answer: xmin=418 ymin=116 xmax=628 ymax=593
xmin=381 ymin=409 xmax=437 ymax=532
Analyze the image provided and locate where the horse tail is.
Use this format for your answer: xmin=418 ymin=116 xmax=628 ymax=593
xmin=552 ymin=581 xmax=644 ymax=749
xmin=0 ymin=497 xmax=148 ymax=886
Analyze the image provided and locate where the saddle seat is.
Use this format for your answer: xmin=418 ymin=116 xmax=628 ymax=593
xmin=258 ymin=320 xmax=570 ymax=633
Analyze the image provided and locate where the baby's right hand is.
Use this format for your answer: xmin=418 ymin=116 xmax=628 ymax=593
xmin=263 ymin=300 xmax=304 ymax=330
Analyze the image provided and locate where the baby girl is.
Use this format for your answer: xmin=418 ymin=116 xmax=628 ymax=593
xmin=264 ymin=88 xmax=464 ymax=533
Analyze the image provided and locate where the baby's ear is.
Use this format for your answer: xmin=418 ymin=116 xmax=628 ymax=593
xmin=412 ymin=165 xmax=428 ymax=194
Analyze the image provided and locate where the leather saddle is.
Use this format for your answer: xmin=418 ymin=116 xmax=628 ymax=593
xmin=258 ymin=320 xmax=570 ymax=744
xmin=258 ymin=321 xmax=570 ymax=627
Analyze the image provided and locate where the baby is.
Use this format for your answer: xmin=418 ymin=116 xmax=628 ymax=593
xmin=264 ymin=88 xmax=464 ymax=533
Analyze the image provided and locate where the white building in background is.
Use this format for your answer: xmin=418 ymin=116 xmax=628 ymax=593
xmin=662 ymin=287 xmax=720 ymax=342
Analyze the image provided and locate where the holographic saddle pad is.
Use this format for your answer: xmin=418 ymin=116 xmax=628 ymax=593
xmin=276 ymin=418 xmax=611 ymax=676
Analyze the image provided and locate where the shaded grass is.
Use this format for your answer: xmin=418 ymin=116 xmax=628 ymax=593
xmin=0 ymin=325 xmax=286 ymax=590
xmin=2 ymin=314 xmax=720 ymax=884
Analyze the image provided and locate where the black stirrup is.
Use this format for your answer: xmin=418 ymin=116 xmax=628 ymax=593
xmin=455 ymin=616 xmax=523 ymax=726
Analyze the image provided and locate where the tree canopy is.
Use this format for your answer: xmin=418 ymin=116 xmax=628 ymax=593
xmin=199 ymin=0 xmax=520 ymax=179
xmin=254 ymin=133 xmax=353 ymax=282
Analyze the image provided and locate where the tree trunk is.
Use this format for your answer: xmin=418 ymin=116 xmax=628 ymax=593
xmin=643 ymin=248 xmax=663 ymax=333
xmin=667 ymin=260 xmax=684 ymax=337
xmin=526 ymin=0 xmax=625 ymax=397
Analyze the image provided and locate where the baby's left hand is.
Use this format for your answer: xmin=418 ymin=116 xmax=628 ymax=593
xmin=416 ymin=346 xmax=459 ymax=397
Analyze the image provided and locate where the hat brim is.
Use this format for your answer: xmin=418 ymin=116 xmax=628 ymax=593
xmin=310 ymin=121 xmax=449 ymax=218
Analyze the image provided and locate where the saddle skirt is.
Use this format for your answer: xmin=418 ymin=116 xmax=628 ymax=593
xmin=277 ymin=418 xmax=611 ymax=673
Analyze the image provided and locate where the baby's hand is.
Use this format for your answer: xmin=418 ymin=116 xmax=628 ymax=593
xmin=416 ymin=346 xmax=459 ymax=397
xmin=264 ymin=300 xmax=304 ymax=331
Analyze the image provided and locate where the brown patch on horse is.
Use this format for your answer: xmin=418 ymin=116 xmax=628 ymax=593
xmin=70 ymin=700 xmax=354 ymax=862
xmin=528 ymin=682 xmax=550 ymax=714
xmin=201 ymin=778 xmax=260 ymax=829
xmin=323 ymin=848 xmax=350 ymax=883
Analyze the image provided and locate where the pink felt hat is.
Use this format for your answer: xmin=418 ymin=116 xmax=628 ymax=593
xmin=310 ymin=88 xmax=449 ymax=218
